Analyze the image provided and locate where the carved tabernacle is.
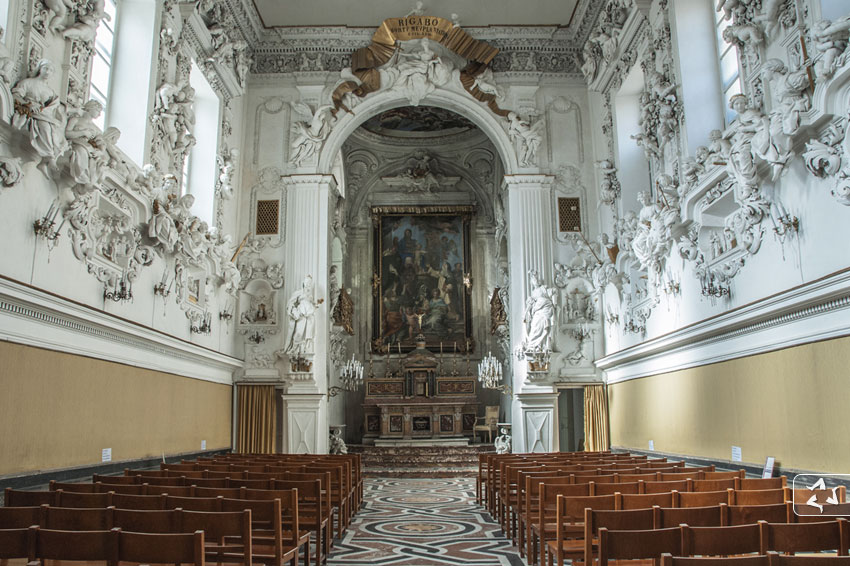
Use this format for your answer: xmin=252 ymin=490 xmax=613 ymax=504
xmin=363 ymin=335 xmax=477 ymax=443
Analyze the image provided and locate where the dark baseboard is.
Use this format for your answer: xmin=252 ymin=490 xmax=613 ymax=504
xmin=613 ymin=446 xmax=850 ymax=489
xmin=0 ymin=448 xmax=231 ymax=492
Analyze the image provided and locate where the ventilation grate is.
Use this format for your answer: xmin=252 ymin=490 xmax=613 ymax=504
xmin=255 ymin=200 xmax=280 ymax=235
xmin=557 ymin=197 xmax=581 ymax=232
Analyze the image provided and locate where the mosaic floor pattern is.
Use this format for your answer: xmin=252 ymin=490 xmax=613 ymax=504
xmin=327 ymin=477 xmax=524 ymax=566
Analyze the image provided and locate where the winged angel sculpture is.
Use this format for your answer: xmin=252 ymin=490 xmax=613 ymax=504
xmin=290 ymin=102 xmax=335 ymax=167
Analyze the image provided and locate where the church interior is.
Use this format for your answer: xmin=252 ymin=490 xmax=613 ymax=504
xmin=2 ymin=0 xmax=850 ymax=564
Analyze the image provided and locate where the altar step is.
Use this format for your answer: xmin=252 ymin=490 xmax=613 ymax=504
xmin=349 ymin=444 xmax=496 ymax=478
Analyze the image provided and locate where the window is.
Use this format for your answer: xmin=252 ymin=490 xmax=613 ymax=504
xmin=184 ymin=61 xmax=221 ymax=226
xmin=714 ymin=8 xmax=742 ymax=125
xmin=89 ymin=0 xmax=117 ymax=130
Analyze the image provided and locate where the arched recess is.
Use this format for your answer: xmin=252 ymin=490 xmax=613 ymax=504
xmin=316 ymin=87 xmax=522 ymax=176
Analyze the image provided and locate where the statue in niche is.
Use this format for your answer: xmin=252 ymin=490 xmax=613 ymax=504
xmin=65 ymin=99 xmax=108 ymax=190
xmin=242 ymin=291 xmax=276 ymax=325
xmin=401 ymin=150 xmax=439 ymax=192
xmin=11 ymin=59 xmax=67 ymax=175
xmin=507 ymin=112 xmax=543 ymax=167
xmin=521 ymin=269 xmax=557 ymax=353
xmin=284 ymin=275 xmax=323 ymax=358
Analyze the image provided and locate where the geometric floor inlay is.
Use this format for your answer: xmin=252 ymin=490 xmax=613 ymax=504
xmin=327 ymin=478 xmax=525 ymax=566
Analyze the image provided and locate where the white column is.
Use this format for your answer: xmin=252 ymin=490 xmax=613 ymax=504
xmin=279 ymin=174 xmax=335 ymax=454
xmin=503 ymin=174 xmax=560 ymax=453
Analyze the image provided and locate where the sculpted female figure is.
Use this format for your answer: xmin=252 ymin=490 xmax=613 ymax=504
xmin=65 ymin=99 xmax=108 ymax=189
xmin=285 ymin=275 xmax=323 ymax=357
xmin=522 ymin=269 xmax=557 ymax=353
xmin=11 ymin=59 xmax=67 ymax=174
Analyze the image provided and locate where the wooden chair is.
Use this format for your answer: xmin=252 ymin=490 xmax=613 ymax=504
xmin=39 ymin=505 xmax=113 ymax=530
xmin=693 ymin=479 xmax=737 ymax=492
xmin=731 ymin=489 xmax=789 ymax=506
xmin=703 ymin=470 xmax=746 ymax=480
xmin=117 ymin=529 xmax=206 ymax=566
xmin=53 ymin=490 xmax=112 ymax=508
xmin=182 ymin=509 xmax=252 ymax=565
xmin=760 ymin=518 xmax=850 ymax=555
xmin=544 ymin=494 xmax=618 ymax=566
xmin=0 ymin=527 xmax=32 ymax=560
xmin=111 ymin=493 xmax=165 ymax=510
xmin=593 ymin=481 xmax=641 ymax=495
xmin=678 ymin=490 xmax=732 ymax=508
xmin=30 ymin=526 xmax=117 ymax=564
xmin=49 ymin=481 xmax=99 ymax=492
xmin=579 ymin=508 xmax=654 ymax=566
xmin=113 ymin=508 xmax=178 ymax=533
xmin=246 ymin=484 xmax=327 ymax=566
xmin=474 ymin=405 xmax=499 ymax=443
xmin=794 ymin=502 xmax=850 ymax=522
xmin=165 ymin=495 xmax=223 ymax=512
xmin=530 ymin=482 xmax=592 ymax=566
xmin=662 ymin=554 xmax=768 ymax=566
xmin=737 ymin=477 xmax=787 ymax=490
xmin=681 ymin=523 xmax=763 ymax=556
xmin=597 ymin=526 xmax=682 ymax=566
xmin=221 ymin=493 xmax=305 ymax=566
xmin=0 ymin=506 xmax=41 ymax=529
xmin=93 ymin=474 xmax=137 ymax=485
xmin=3 ymin=489 xmax=52 ymax=507
xmin=725 ymin=503 xmax=790 ymax=525
xmin=647 ymin=479 xmax=693 ymax=494
xmin=654 ymin=505 xmax=724 ymax=528
xmin=621 ymin=491 xmax=677 ymax=510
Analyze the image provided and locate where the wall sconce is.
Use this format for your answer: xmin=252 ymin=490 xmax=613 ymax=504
xmin=33 ymin=200 xmax=65 ymax=252
xmin=219 ymin=302 xmax=233 ymax=321
xmin=104 ymin=274 xmax=133 ymax=303
xmin=329 ymin=354 xmax=364 ymax=397
xmin=248 ymin=331 xmax=264 ymax=344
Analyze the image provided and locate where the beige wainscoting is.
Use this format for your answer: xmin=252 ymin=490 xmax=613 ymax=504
xmin=0 ymin=342 xmax=232 ymax=476
xmin=608 ymin=335 xmax=850 ymax=473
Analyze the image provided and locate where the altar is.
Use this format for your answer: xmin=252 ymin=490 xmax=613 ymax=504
xmin=362 ymin=335 xmax=478 ymax=444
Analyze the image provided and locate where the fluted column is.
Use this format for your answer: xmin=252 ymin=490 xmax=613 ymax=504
xmin=504 ymin=174 xmax=560 ymax=453
xmin=279 ymin=174 xmax=335 ymax=454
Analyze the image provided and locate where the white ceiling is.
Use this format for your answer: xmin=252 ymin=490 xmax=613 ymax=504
xmin=251 ymin=0 xmax=580 ymax=28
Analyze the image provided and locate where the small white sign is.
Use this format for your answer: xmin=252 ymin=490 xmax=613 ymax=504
xmin=648 ymin=440 xmax=655 ymax=451
xmin=101 ymin=448 xmax=112 ymax=463
xmin=731 ymin=445 xmax=742 ymax=462
xmin=201 ymin=440 xmax=206 ymax=450
xmin=762 ymin=456 xmax=775 ymax=478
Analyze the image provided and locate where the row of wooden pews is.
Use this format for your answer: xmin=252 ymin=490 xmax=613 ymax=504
xmin=1 ymin=452 xmax=362 ymax=566
xmin=478 ymin=450 xmax=850 ymax=566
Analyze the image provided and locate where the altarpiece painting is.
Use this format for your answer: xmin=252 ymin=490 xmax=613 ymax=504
xmin=372 ymin=206 xmax=474 ymax=353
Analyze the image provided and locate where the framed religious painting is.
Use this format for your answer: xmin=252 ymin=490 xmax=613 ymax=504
xmin=371 ymin=205 xmax=474 ymax=353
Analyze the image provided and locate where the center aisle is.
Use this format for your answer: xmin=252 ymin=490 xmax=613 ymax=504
xmin=327 ymin=477 xmax=524 ymax=566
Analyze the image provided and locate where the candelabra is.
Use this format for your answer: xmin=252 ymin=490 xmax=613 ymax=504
xmin=190 ymin=312 xmax=212 ymax=335
xmin=773 ymin=213 xmax=799 ymax=239
xmin=329 ymin=354 xmax=364 ymax=397
xmin=701 ymin=277 xmax=730 ymax=298
xmin=219 ymin=304 xmax=233 ymax=321
xmin=33 ymin=201 xmax=65 ymax=252
xmin=478 ymin=351 xmax=512 ymax=396
xmin=104 ymin=276 xmax=133 ymax=303
xmin=662 ymin=280 xmax=680 ymax=296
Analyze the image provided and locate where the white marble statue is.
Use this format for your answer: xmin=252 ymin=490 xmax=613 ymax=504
xmin=65 ymin=99 xmax=108 ymax=189
xmin=761 ymin=58 xmax=810 ymax=136
xmin=290 ymin=102 xmax=334 ymax=166
xmin=63 ymin=0 xmax=110 ymax=43
xmin=11 ymin=59 xmax=67 ymax=175
xmin=285 ymin=275 xmax=322 ymax=358
xmin=153 ymin=81 xmax=196 ymax=158
xmin=494 ymin=427 xmax=511 ymax=454
xmin=472 ymin=67 xmax=503 ymax=100
xmin=217 ymin=148 xmax=237 ymax=200
xmin=0 ymin=28 xmax=16 ymax=87
xmin=42 ymin=0 xmax=71 ymax=34
xmin=507 ymin=112 xmax=543 ymax=167
xmin=0 ymin=156 xmax=23 ymax=187
xmin=522 ymin=269 xmax=557 ymax=353
xmin=631 ymin=190 xmax=669 ymax=289
xmin=811 ymin=18 xmax=850 ymax=80
xmin=388 ymin=39 xmax=454 ymax=106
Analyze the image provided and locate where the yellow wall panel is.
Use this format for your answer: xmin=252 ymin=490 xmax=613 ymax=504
xmin=0 ymin=342 xmax=232 ymax=476
xmin=608 ymin=335 xmax=850 ymax=473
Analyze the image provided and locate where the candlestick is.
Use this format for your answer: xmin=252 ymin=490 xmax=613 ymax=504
xmin=466 ymin=340 xmax=471 ymax=377
xmin=439 ymin=341 xmax=443 ymax=377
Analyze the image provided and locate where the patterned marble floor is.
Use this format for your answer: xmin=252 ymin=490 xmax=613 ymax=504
xmin=327 ymin=477 xmax=524 ymax=566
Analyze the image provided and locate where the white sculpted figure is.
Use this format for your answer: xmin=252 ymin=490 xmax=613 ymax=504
xmin=65 ymin=99 xmax=108 ymax=189
xmin=388 ymin=39 xmax=453 ymax=106
xmin=811 ymin=18 xmax=850 ymax=79
xmin=522 ymin=269 xmax=557 ymax=353
xmin=63 ymin=0 xmax=110 ymax=43
xmin=494 ymin=427 xmax=511 ymax=454
xmin=290 ymin=102 xmax=334 ymax=166
xmin=153 ymin=81 xmax=196 ymax=157
xmin=0 ymin=28 xmax=16 ymax=86
xmin=507 ymin=112 xmax=543 ymax=167
xmin=12 ymin=59 xmax=67 ymax=174
xmin=285 ymin=275 xmax=323 ymax=358
xmin=761 ymin=59 xmax=810 ymax=136
xmin=631 ymin=190 xmax=669 ymax=287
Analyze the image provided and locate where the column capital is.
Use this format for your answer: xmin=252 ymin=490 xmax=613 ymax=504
xmin=502 ymin=174 xmax=556 ymax=190
xmin=280 ymin=174 xmax=338 ymax=191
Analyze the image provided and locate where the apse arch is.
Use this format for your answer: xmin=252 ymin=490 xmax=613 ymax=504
xmin=316 ymin=87 xmax=521 ymax=176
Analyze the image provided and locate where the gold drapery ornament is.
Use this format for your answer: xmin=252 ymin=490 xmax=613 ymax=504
xmin=331 ymin=16 xmax=508 ymax=117
xmin=584 ymin=384 xmax=610 ymax=452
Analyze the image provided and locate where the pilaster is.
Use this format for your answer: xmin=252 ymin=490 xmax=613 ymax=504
xmin=503 ymin=174 xmax=559 ymax=452
xmin=279 ymin=174 xmax=336 ymax=454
